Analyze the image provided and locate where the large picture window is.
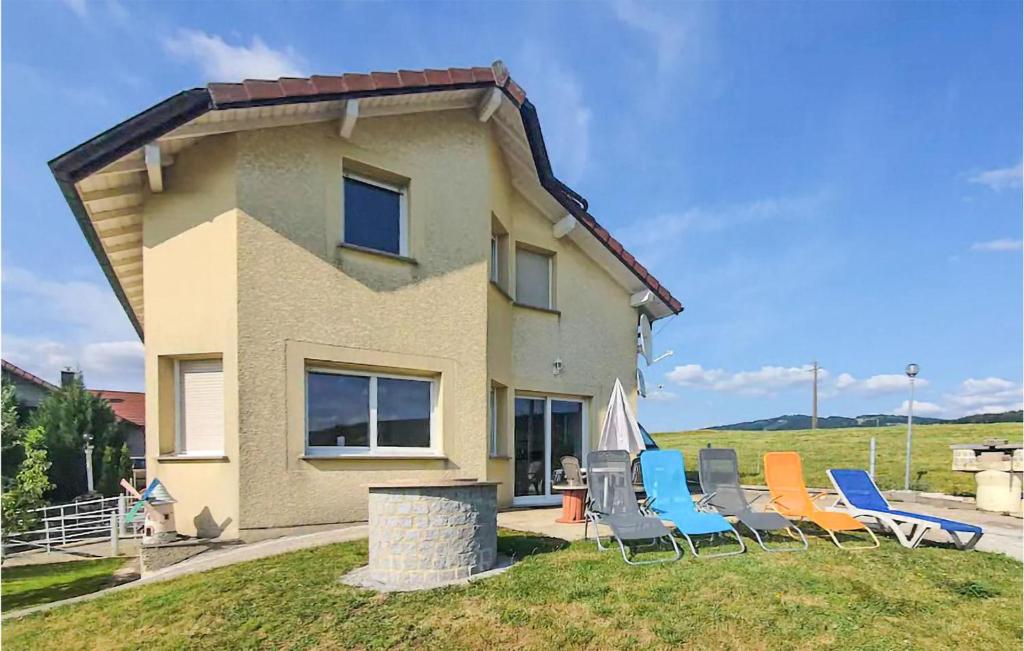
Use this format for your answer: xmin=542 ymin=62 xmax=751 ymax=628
xmin=305 ymin=367 xmax=436 ymax=456
xmin=343 ymin=173 xmax=407 ymax=256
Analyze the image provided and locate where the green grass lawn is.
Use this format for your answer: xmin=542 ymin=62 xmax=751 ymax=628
xmin=654 ymin=422 xmax=1022 ymax=496
xmin=1 ymin=558 xmax=126 ymax=613
xmin=3 ymin=532 xmax=1020 ymax=650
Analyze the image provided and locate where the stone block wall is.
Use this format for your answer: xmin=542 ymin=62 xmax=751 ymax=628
xmin=367 ymin=483 xmax=497 ymax=589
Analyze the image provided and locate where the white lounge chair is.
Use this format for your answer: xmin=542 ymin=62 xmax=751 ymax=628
xmin=827 ymin=468 xmax=983 ymax=550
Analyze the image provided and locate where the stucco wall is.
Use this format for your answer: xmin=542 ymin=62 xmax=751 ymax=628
xmin=233 ymin=113 xmax=492 ymax=532
xmin=483 ymin=141 xmax=638 ymax=504
xmin=142 ymin=136 xmax=240 ymax=539
xmin=139 ymin=107 xmax=641 ymax=537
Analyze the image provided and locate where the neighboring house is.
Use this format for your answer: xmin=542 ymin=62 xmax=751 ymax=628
xmin=49 ymin=61 xmax=683 ymax=540
xmin=0 ymin=359 xmax=146 ymax=474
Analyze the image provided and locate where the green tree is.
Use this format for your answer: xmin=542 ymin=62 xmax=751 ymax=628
xmin=30 ymin=373 xmax=126 ymax=501
xmin=1 ymin=382 xmax=25 ymax=487
xmin=1 ymin=427 xmax=54 ymax=540
xmin=97 ymin=443 xmax=133 ymax=496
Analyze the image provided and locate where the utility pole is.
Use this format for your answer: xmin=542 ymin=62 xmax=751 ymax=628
xmin=811 ymin=360 xmax=819 ymax=429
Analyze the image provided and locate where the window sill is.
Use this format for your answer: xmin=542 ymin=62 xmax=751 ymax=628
xmin=489 ymin=281 xmax=513 ymax=302
xmin=301 ymin=453 xmax=448 ymax=461
xmin=513 ymin=301 xmax=561 ymax=316
xmin=488 ymin=454 xmax=512 ymax=461
xmin=157 ymin=454 xmax=229 ymax=463
xmin=337 ymin=242 xmax=417 ymax=265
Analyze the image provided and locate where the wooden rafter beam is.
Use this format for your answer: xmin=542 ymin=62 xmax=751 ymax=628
xmin=477 ymin=88 xmax=502 ymax=123
xmin=79 ymin=185 xmax=142 ymax=204
xmin=338 ymin=100 xmax=359 ymax=139
xmin=144 ymin=144 xmax=163 ymax=193
xmin=95 ymin=154 xmax=174 ymax=177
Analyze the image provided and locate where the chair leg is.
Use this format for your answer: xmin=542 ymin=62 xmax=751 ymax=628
xmin=746 ymin=522 xmax=808 ymax=552
xmin=949 ymin=530 xmax=983 ymax=551
xmin=684 ymin=527 xmax=746 ymax=559
xmin=619 ymin=535 xmax=683 ymax=565
xmin=828 ymin=525 xmax=880 ymax=550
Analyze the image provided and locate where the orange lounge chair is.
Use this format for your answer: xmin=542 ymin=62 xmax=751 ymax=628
xmin=763 ymin=451 xmax=879 ymax=550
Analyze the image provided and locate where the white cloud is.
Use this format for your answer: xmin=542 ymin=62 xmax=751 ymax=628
xmin=943 ymin=377 xmax=1023 ymax=416
xmin=666 ymin=363 xmax=822 ymax=396
xmin=619 ymin=193 xmax=828 ymax=264
xmin=968 ymin=161 xmax=1022 ymax=191
xmin=163 ymin=29 xmax=305 ymax=81
xmin=890 ymin=377 xmax=1023 ymax=419
xmin=2 ymin=267 xmax=135 ymax=340
xmin=893 ymin=400 xmax=946 ymax=417
xmin=642 ymin=389 xmax=677 ymax=402
xmin=61 ymin=0 xmax=88 ymax=18
xmin=2 ymin=267 xmax=142 ymax=390
xmin=971 ymin=239 xmax=1022 ymax=252
xmin=610 ymin=0 xmax=691 ymax=72
xmin=2 ymin=336 xmax=143 ymax=391
xmin=834 ymin=373 xmax=927 ymax=395
xmin=516 ymin=49 xmax=591 ymax=185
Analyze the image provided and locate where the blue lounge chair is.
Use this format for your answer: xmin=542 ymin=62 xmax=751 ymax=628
xmin=827 ymin=468 xmax=983 ymax=550
xmin=640 ymin=449 xmax=745 ymax=558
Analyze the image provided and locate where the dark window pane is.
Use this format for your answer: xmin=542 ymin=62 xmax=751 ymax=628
xmin=514 ymin=398 xmax=546 ymax=497
xmin=377 ymin=378 xmax=431 ymax=448
xmin=344 ymin=177 xmax=401 ymax=254
xmin=550 ymin=400 xmax=583 ymax=484
xmin=307 ymin=372 xmax=370 ymax=447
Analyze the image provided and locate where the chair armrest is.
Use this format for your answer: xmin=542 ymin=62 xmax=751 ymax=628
xmin=695 ymin=491 xmax=717 ymax=511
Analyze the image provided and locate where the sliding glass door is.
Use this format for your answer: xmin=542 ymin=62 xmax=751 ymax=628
xmin=514 ymin=395 xmax=586 ymax=505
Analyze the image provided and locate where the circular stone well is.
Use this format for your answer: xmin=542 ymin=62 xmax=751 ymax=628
xmin=352 ymin=479 xmax=499 ymax=591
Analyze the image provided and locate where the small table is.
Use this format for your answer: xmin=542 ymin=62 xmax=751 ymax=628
xmin=551 ymin=483 xmax=588 ymax=523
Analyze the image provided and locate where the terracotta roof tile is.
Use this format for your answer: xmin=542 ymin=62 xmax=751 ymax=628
xmin=90 ymin=389 xmax=145 ymax=428
xmin=64 ymin=61 xmax=682 ymax=318
xmin=370 ymin=71 xmax=402 ymax=89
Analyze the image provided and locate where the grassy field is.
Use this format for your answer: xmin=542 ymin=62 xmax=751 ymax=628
xmin=1 ymin=558 xmax=126 ymax=613
xmin=2 ymin=532 xmax=1020 ymax=650
xmin=654 ymin=422 xmax=1022 ymax=496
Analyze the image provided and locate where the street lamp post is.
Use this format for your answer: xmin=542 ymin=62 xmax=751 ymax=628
xmin=903 ymin=363 xmax=919 ymax=491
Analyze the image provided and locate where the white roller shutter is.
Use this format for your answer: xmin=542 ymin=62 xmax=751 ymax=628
xmin=178 ymin=359 xmax=224 ymax=454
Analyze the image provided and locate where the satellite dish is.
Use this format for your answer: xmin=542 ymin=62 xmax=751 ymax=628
xmin=638 ymin=314 xmax=653 ymax=366
xmin=636 ymin=368 xmax=647 ymax=398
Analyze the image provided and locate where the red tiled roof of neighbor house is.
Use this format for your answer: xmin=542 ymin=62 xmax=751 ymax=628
xmin=1 ymin=358 xmax=59 ymax=392
xmin=89 ymin=390 xmax=145 ymax=428
xmin=49 ymin=61 xmax=682 ymax=329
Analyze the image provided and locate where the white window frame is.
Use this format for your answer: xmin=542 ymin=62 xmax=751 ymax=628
xmin=174 ymin=359 xmax=225 ymax=456
xmin=490 ymin=235 xmax=500 ymax=283
xmin=515 ymin=246 xmax=554 ymax=310
xmin=342 ymin=172 xmax=409 ymax=257
xmin=511 ymin=393 xmax=587 ymax=506
xmin=304 ymin=366 xmax=439 ymax=457
xmin=489 ymin=387 xmax=499 ymax=456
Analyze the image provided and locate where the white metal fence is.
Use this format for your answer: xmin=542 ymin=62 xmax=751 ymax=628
xmin=4 ymin=494 xmax=144 ymax=555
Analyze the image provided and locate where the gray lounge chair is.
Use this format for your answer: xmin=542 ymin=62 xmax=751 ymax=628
xmin=560 ymin=455 xmax=585 ymax=486
xmin=698 ymin=447 xmax=808 ymax=552
xmin=585 ymin=450 xmax=682 ymax=565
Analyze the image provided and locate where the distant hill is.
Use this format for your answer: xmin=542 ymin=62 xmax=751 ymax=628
xmin=706 ymin=410 xmax=1021 ymax=431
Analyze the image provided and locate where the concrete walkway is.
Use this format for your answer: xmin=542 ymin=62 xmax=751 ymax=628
xmin=3 ymin=524 xmax=367 ymax=621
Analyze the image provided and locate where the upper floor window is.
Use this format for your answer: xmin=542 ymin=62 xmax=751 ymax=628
xmin=490 ymin=215 xmax=510 ymax=291
xmin=343 ymin=173 xmax=407 ymax=256
xmin=515 ymin=246 xmax=554 ymax=310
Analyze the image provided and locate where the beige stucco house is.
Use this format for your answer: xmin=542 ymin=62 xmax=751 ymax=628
xmin=51 ymin=61 xmax=683 ymax=540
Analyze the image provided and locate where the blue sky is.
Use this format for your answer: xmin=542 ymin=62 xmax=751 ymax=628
xmin=2 ymin=1 xmax=1021 ymax=430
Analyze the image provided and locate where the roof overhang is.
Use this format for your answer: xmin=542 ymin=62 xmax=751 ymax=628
xmin=49 ymin=61 xmax=683 ymax=340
